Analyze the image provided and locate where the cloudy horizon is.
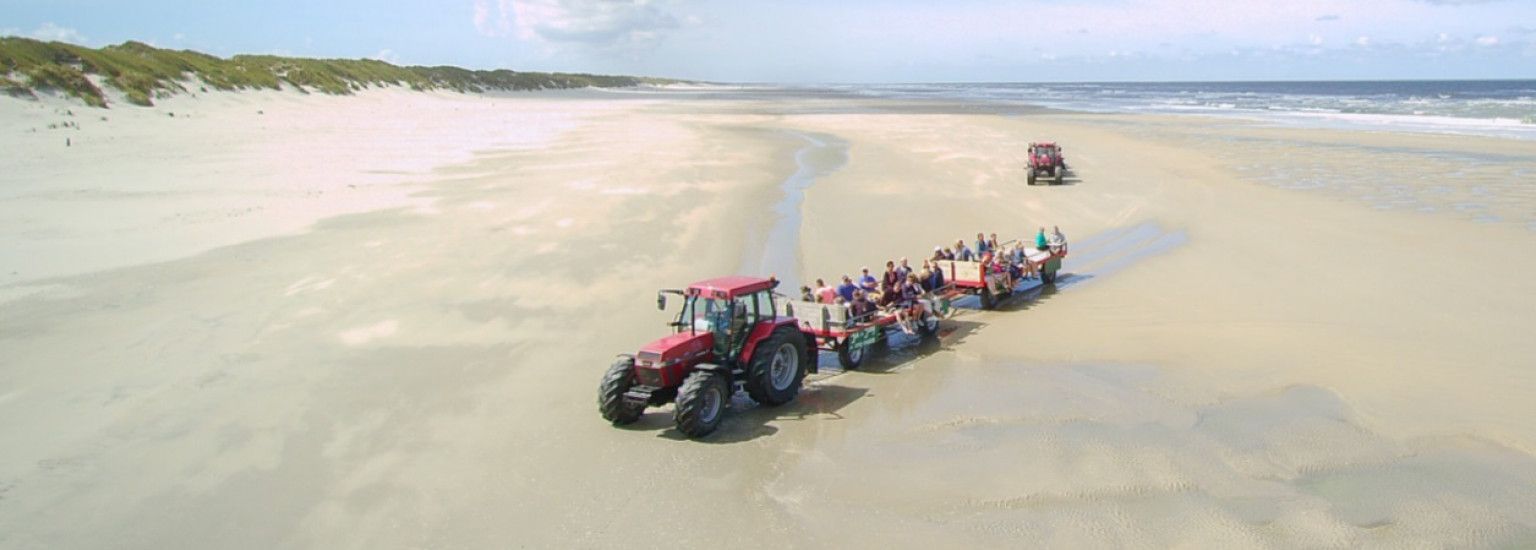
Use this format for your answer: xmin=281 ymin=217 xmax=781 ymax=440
xmin=3 ymin=0 xmax=1534 ymax=82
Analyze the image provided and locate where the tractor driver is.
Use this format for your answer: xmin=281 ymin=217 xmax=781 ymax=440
xmin=726 ymin=300 xmax=750 ymax=358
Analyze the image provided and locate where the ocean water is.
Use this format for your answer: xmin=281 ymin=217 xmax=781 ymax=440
xmin=833 ymin=80 xmax=1536 ymax=140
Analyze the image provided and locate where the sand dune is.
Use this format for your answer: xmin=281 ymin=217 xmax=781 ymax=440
xmin=1 ymin=88 xmax=1533 ymax=548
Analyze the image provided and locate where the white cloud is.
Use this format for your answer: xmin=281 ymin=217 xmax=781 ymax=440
xmin=370 ymin=49 xmax=401 ymax=64
xmin=509 ymin=0 xmax=683 ymax=51
xmin=1476 ymin=35 xmax=1500 ymax=45
xmin=11 ymin=22 xmax=88 ymax=44
xmin=1355 ymin=35 xmax=1372 ymax=46
xmin=474 ymin=0 xmax=514 ymax=36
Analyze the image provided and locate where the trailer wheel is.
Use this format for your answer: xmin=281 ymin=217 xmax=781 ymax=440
xmin=918 ymin=313 xmax=940 ymax=337
xmin=1042 ymin=269 xmax=1057 ymax=284
xmin=837 ymin=338 xmax=866 ymax=369
xmin=598 ymin=358 xmax=644 ymax=425
xmin=745 ymin=326 xmax=808 ymax=406
xmin=675 ymin=369 xmax=727 ymax=438
xmin=980 ymin=287 xmax=996 ymax=310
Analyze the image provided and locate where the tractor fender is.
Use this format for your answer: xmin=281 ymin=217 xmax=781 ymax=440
xmin=739 ymin=319 xmax=800 ymax=366
xmin=693 ymin=362 xmax=729 ymax=373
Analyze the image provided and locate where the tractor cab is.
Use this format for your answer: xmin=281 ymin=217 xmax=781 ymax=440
xmin=1031 ymin=142 xmax=1061 ymax=164
xmin=656 ymin=276 xmax=780 ymax=362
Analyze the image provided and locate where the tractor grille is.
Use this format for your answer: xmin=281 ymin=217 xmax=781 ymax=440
xmin=635 ymin=366 xmax=665 ymax=387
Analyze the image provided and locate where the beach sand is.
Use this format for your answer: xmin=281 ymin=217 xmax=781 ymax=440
xmin=1 ymin=87 xmax=1534 ymax=548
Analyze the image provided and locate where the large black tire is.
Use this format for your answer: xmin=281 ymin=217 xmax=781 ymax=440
xmin=1027 ymin=171 xmax=1037 ymax=186
xmin=745 ymin=326 xmax=808 ymax=406
xmin=674 ymin=369 xmax=728 ymax=438
xmin=980 ymin=286 xmax=996 ymax=310
xmin=598 ymin=358 xmax=643 ymax=425
xmin=837 ymin=338 xmax=866 ymax=370
xmin=1053 ymin=166 xmax=1063 ymax=185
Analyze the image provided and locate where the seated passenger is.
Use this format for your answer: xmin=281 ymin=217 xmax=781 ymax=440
xmin=849 ymin=290 xmax=876 ymax=320
xmin=988 ymin=233 xmax=1001 ymax=253
xmin=836 ymin=275 xmax=859 ymax=303
xmin=918 ymin=260 xmax=935 ymax=291
xmin=954 ymin=239 xmax=974 ymax=262
xmin=894 ymin=273 xmax=926 ymax=334
xmin=1035 ymin=226 xmax=1049 ymax=250
xmin=880 ymin=261 xmax=902 ymax=306
xmin=814 ymin=278 xmax=837 ymax=304
xmin=800 ymin=285 xmax=815 ymax=302
xmin=928 ymin=262 xmax=945 ymax=289
xmin=931 ymin=246 xmax=946 ymax=262
xmin=975 ymin=232 xmax=990 ymax=256
xmin=858 ymin=267 xmax=879 ymax=294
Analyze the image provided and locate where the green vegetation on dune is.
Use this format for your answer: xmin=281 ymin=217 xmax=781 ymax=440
xmin=0 ymin=36 xmax=680 ymax=107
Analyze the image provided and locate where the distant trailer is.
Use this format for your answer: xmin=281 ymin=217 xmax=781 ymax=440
xmin=936 ymin=243 xmax=1067 ymax=310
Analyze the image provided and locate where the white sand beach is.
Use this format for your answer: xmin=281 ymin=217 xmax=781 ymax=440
xmin=2 ymin=86 xmax=1535 ymax=548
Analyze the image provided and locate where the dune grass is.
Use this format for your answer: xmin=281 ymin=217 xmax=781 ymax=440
xmin=0 ymin=36 xmax=680 ymax=107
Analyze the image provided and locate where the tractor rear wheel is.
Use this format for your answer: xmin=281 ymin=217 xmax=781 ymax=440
xmin=598 ymin=358 xmax=644 ymax=425
xmin=837 ymin=338 xmax=866 ymax=370
xmin=746 ymin=326 xmax=809 ymax=406
xmin=674 ymin=369 xmax=728 ymax=438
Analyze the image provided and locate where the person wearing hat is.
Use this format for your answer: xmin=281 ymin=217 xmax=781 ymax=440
xmin=858 ymin=267 xmax=879 ymax=296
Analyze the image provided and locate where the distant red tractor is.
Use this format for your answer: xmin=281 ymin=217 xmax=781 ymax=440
xmin=598 ymin=276 xmax=814 ymax=438
xmin=1027 ymin=141 xmax=1067 ymax=185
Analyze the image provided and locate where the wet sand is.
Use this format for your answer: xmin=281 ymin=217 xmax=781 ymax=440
xmin=1 ymin=88 xmax=1535 ymax=548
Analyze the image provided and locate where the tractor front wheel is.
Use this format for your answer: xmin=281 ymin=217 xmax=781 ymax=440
xmin=675 ymin=369 xmax=728 ymax=438
xmin=1027 ymin=171 xmax=1037 ymax=186
xmin=598 ymin=358 xmax=644 ymax=425
xmin=1053 ymin=166 xmax=1063 ymax=185
xmin=746 ymin=326 xmax=809 ymax=406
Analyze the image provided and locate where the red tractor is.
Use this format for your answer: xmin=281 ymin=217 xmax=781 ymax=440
xmin=1027 ymin=142 xmax=1067 ymax=186
xmin=598 ymin=276 xmax=814 ymax=438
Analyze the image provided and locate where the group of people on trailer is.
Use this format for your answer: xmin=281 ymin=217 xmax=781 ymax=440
xmin=797 ymin=226 xmax=1068 ymax=333
xmin=798 ymin=260 xmax=934 ymax=334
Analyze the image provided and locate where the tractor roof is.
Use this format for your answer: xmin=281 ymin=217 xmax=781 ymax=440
xmin=1035 ymin=141 xmax=1058 ymax=148
xmin=688 ymin=276 xmax=776 ymax=299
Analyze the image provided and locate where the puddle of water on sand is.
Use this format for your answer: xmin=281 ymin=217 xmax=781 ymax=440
xmin=1057 ymin=221 xmax=1188 ymax=284
xmin=737 ymin=131 xmax=849 ymax=291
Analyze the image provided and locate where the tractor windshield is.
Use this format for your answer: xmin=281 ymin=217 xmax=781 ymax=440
xmin=676 ymin=295 xmax=732 ymax=335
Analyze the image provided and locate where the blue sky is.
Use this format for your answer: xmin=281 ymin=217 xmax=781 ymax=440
xmin=3 ymin=0 xmax=1534 ymax=82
